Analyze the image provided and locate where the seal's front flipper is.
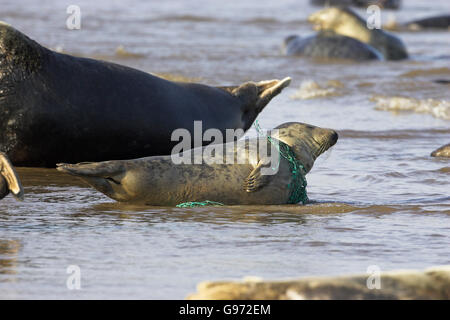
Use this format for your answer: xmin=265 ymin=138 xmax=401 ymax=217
xmin=0 ymin=152 xmax=24 ymax=200
xmin=57 ymin=161 xmax=131 ymax=202
xmin=243 ymin=159 xmax=274 ymax=193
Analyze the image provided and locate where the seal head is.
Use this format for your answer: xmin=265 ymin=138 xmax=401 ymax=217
xmin=308 ymin=7 xmax=408 ymax=60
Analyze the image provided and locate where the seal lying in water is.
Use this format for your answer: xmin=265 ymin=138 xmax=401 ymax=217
xmin=308 ymin=7 xmax=408 ymax=60
xmin=57 ymin=122 xmax=338 ymax=206
xmin=0 ymin=152 xmax=24 ymax=200
xmin=283 ymin=32 xmax=382 ymax=61
xmin=0 ymin=21 xmax=291 ymax=167
xmin=431 ymin=143 xmax=450 ymax=158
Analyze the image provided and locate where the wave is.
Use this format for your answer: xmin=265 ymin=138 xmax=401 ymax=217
xmin=339 ymin=128 xmax=450 ymax=139
xmin=290 ymin=80 xmax=345 ymax=100
xmin=371 ymin=95 xmax=450 ymax=120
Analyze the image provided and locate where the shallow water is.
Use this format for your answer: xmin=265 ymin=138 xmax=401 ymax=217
xmin=1 ymin=0 xmax=449 ymax=299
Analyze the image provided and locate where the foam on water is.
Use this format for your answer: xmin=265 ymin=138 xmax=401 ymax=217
xmin=371 ymin=95 xmax=450 ymax=120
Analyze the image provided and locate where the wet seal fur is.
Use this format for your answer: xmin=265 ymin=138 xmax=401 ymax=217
xmin=308 ymin=7 xmax=408 ymax=60
xmin=431 ymin=143 xmax=450 ymax=158
xmin=0 ymin=21 xmax=291 ymax=167
xmin=283 ymin=32 xmax=383 ymax=61
xmin=0 ymin=152 xmax=24 ymax=200
xmin=57 ymin=122 xmax=338 ymax=206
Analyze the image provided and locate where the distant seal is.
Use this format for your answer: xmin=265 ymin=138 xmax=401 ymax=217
xmin=404 ymin=15 xmax=450 ymax=30
xmin=283 ymin=32 xmax=383 ymax=61
xmin=0 ymin=152 xmax=24 ymax=200
xmin=310 ymin=0 xmax=401 ymax=9
xmin=0 ymin=22 xmax=290 ymax=167
xmin=431 ymin=143 xmax=450 ymax=158
xmin=57 ymin=122 xmax=338 ymax=206
xmin=308 ymin=7 xmax=408 ymax=60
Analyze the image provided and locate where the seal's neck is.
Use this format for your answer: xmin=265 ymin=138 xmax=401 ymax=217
xmin=272 ymin=135 xmax=318 ymax=174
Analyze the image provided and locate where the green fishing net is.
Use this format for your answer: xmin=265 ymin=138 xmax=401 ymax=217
xmin=176 ymin=200 xmax=224 ymax=208
xmin=176 ymin=121 xmax=308 ymax=207
xmin=253 ymin=121 xmax=308 ymax=205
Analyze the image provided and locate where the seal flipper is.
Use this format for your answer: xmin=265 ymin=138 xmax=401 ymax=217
xmin=56 ymin=161 xmax=126 ymax=178
xmin=57 ymin=161 xmax=130 ymax=201
xmin=0 ymin=152 xmax=24 ymax=200
xmin=243 ymin=159 xmax=274 ymax=193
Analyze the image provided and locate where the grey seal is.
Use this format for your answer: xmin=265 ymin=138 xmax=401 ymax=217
xmin=405 ymin=15 xmax=450 ymax=30
xmin=283 ymin=32 xmax=383 ymax=61
xmin=0 ymin=21 xmax=290 ymax=167
xmin=310 ymin=0 xmax=401 ymax=9
xmin=308 ymin=7 xmax=408 ymax=60
xmin=57 ymin=122 xmax=338 ymax=206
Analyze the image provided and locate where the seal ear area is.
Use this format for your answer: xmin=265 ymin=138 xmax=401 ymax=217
xmin=0 ymin=152 xmax=24 ymax=200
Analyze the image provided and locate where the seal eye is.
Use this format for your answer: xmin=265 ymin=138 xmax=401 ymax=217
xmin=105 ymin=177 xmax=121 ymax=185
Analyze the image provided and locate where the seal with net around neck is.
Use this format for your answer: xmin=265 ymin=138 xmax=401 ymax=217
xmin=57 ymin=122 xmax=338 ymax=206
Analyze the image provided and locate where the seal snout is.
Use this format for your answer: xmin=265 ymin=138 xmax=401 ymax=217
xmin=330 ymin=130 xmax=339 ymax=146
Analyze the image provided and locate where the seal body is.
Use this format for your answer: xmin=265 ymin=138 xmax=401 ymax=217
xmin=283 ymin=33 xmax=383 ymax=61
xmin=431 ymin=143 xmax=450 ymax=158
xmin=57 ymin=122 xmax=338 ymax=206
xmin=310 ymin=0 xmax=401 ymax=9
xmin=405 ymin=15 xmax=450 ymax=30
xmin=0 ymin=22 xmax=290 ymax=167
xmin=308 ymin=7 xmax=408 ymax=60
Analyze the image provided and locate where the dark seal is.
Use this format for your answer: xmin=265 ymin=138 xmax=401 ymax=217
xmin=283 ymin=32 xmax=383 ymax=61
xmin=405 ymin=15 xmax=450 ymax=30
xmin=310 ymin=0 xmax=401 ymax=9
xmin=0 ymin=22 xmax=290 ymax=167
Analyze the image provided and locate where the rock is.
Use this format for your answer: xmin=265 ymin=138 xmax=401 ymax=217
xmin=187 ymin=265 xmax=450 ymax=299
